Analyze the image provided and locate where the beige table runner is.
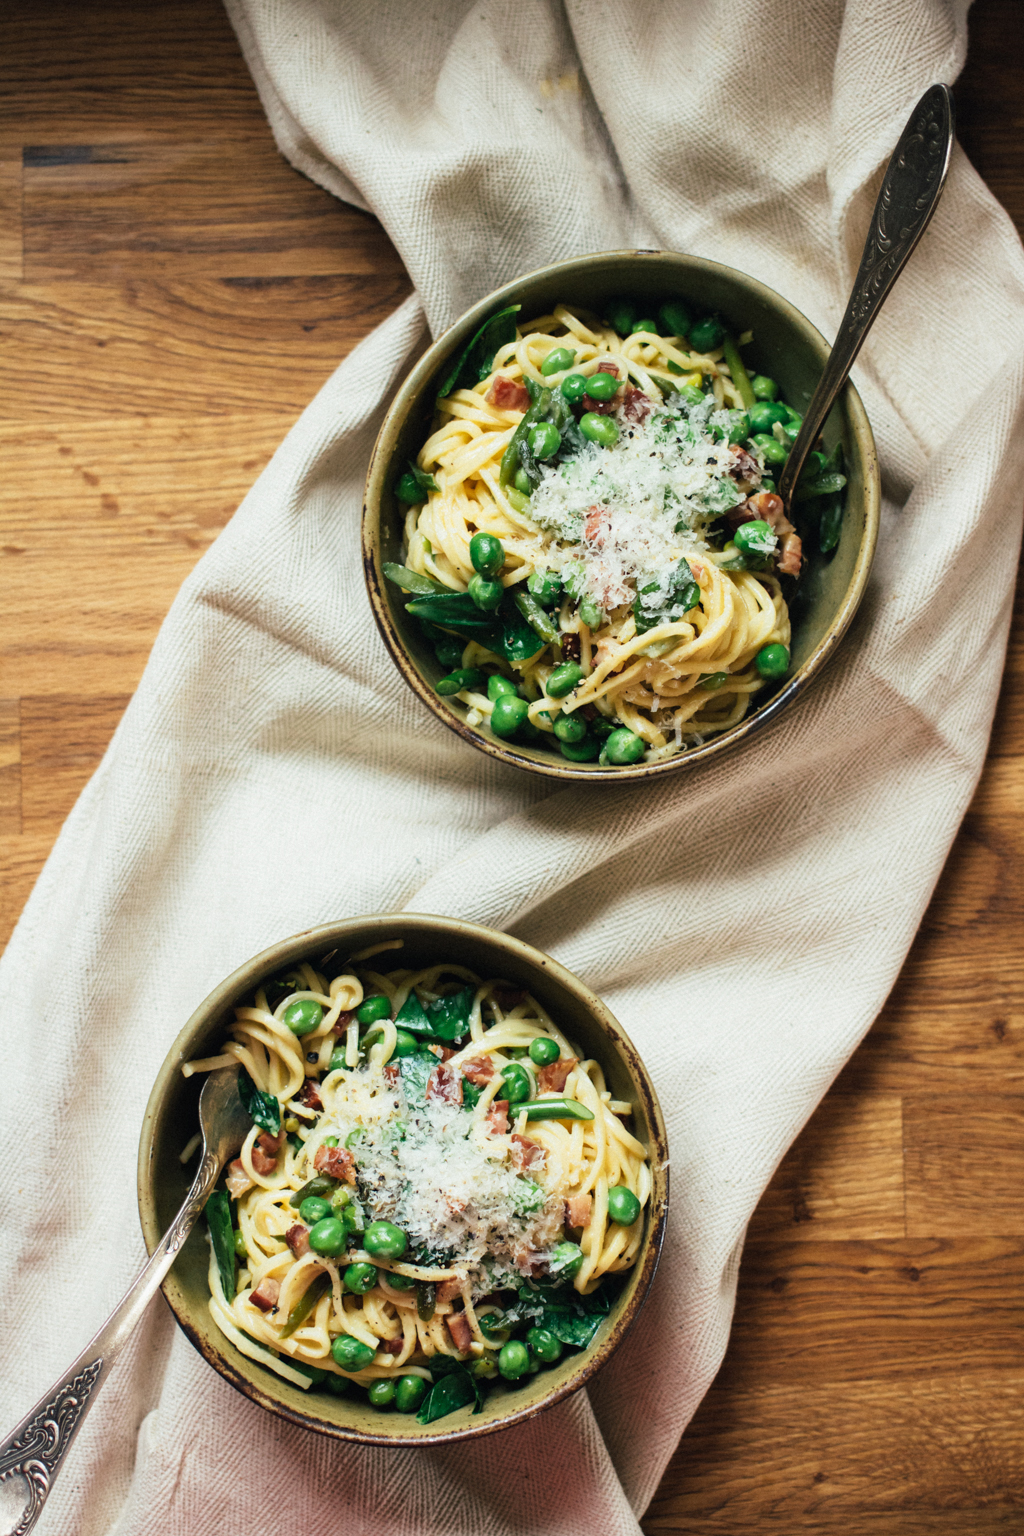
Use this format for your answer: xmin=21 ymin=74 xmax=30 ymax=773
xmin=3 ymin=2 xmax=1024 ymax=1532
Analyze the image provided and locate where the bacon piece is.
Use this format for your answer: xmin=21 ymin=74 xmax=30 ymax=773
xmin=777 ymin=531 xmax=803 ymax=576
xmin=584 ymin=506 xmax=609 ymax=546
xmin=250 ymin=1277 xmax=280 ymax=1313
xmin=426 ymin=1062 xmax=463 ymax=1106
xmin=446 ymin=1310 xmax=473 ymax=1353
xmin=537 ymin=1056 xmax=577 ymax=1094
xmin=582 ymin=392 xmax=620 ymax=415
xmin=512 ymin=1242 xmax=547 ymax=1277
xmin=225 ymin=1159 xmax=253 ymax=1199
xmin=510 ymin=1133 xmax=545 ymax=1171
xmin=437 ymin=1278 xmax=463 ymax=1305
xmin=485 ymin=1099 xmax=510 ymax=1136
xmin=314 ymin=1143 xmax=356 ymax=1184
xmin=595 ymin=360 xmax=619 ymax=377
xmin=565 ymin=1194 xmax=592 ymax=1228
xmin=728 ymin=446 xmax=761 ymax=484
xmin=462 ymin=1056 xmax=495 ymax=1086
xmin=383 ymin=1062 xmax=399 ymax=1086
xmin=297 ymin=1078 xmax=323 ymax=1111
xmin=285 ymin=1224 xmax=310 ymax=1257
xmin=622 ymin=385 xmax=652 ymax=425
xmin=381 ymin=1337 xmax=404 ymax=1356
xmin=486 ymin=376 xmax=531 ymax=413
xmin=492 ymin=987 xmax=526 ymax=1011
xmin=561 ymin=632 xmax=582 ymax=661
xmin=331 ymin=1009 xmax=356 ymax=1037
xmin=251 ymin=1129 xmax=283 ymax=1176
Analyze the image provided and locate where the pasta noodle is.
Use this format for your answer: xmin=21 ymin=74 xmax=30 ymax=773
xmin=185 ymin=944 xmax=651 ymax=1422
xmin=386 ymin=300 xmax=844 ymax=767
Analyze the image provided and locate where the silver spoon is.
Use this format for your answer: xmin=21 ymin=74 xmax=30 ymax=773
xmin=0 ymin=1066 xmax=251 ymax=1536
xmin=777 ymin=83 xmax=955 ymax=510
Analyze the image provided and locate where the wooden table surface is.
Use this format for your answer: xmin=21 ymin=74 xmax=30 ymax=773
xmin=2 ymin=4 xmax=1022 ymax=1530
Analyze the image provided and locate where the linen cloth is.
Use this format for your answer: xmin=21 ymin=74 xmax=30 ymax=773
xmin=3 ymin=1 xmax=1024 ymax=1531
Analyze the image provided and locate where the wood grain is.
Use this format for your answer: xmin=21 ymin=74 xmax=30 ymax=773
xmin=1 ymin=2 xmax=1022 ymax=1532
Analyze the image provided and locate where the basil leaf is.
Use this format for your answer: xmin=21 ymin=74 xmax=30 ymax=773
xmin=416 ymin=1359 xmax=482 ymax=1423
xmin=398 ymin=1050 xmax=439 ymax=1103
xmin=406 ymin=593 xmax=501 ymax=638
xmin=205 ymin=1190 xmax=236 ymax=1300
xmin=237 ymin=1070 xmax=281 ymax=1135
xmin=383 ymin=563 xmax=449 ymax=596
xmin=395 ymin=991 xmax=433 ymax=1032
xmin=424 ymin=986 xmax=474 ymax=1042
xmin=539 ymin=1304 xmax=604 ymax=1349
xmin=435 ymin=305 xmax=521 ymax=402
xmin=408 ymin=462 xmax=440 ymax=496
xmin=493 ymin=594 xmax=545 ymax=663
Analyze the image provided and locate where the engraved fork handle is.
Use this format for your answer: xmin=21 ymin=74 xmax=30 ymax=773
xmin=0 ymin=1148 xmax=221 ymax=1536
xmin=777 ymin=83 xmax=955 ymax=508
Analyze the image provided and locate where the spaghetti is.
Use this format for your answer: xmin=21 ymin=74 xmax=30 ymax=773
xmin=386 ymin=300 xmax=845 ymax=765
xmin=184 ymin=942 xmax=651 ymax=1422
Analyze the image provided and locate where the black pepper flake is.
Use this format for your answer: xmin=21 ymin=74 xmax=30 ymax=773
xmin=306 ymin=1051 xmax=318 ymax=1063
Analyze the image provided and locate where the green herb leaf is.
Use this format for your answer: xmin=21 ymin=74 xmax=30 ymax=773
xmin=237 ymin=1071 xmax=280 ymax=1135
xmin=493 ymin=594 xmax=545 ymax=663
xmin=398 ymin=1050 xmax=440 ymax=1103
xmin=205 ymin=1190 xmax=236 ymax=1300
xmin=406 ymin=592 xmax=500 ymax=638
xmin=539 ymin=1303 xmax=605 ymax=1350
xmin=416 ymin=1358 xmax=482 ymax=1423
xmin=408 ymin=462 xmax=439 ymax=496
xmin=435 ymin=305 xmax=521 ymax=402
xmin=819 ymin=495 xmax=843 ymax=554
xmin=424 ymin=986 xmax=475 ymax=1042
xmin=794 ymin=471 xmax=847 ymax=503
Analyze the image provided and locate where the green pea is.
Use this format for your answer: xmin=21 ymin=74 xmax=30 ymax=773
xmin=549 ymin=1240 xmax=584 ymax=1278
xmin=579 ymin=595 xmax=603 ymax=630
xmin=559 ymin=734 xmax=601 ymax=762
xmin=490 ymin=694 xmax=530 ymax=738
xmin=688 ymin=314 xmax=725 ymax=351
xmin=299 ymin=1196 xmax=332 ymax=1225
xmin=283 ymin=999 xmax=323 ymax=1037
xmin=526 ymin=1326 xmax=563 ymax=1363
xmin=541 ymin=346 xmax=576 ymax=376
xmin=498 ymin=1340 xmax=531 ymax=1381
xmin=321 ymin=1135 xmax=339 ymax=1147
xmin=469 ymin=531 xmax=504 ymax=579
xmin=331 ymin=1334 xmax=376 ymax=1371
xmin=514 ymin=467 xmax=533 ymax=495
xmin=526 ymin=569 xmax=560 ymax=608
xmin=560 ymin=373 xmax=589 ymax=403
xmin=528 ymin=421 xmax=561 ymax=461
xmin=343 ymin=1262 xmax=378 ymax=1294
xmin=546 ymin=661 xmax=584 ymax=698
xmin=487 ymin=673 xmax=518 ymax=701
xmin=324 ymin=1374 xmax=350 ymax=1396
xmin=233 ymin=1228 xmax=247 ymax=1257
xmin=500 ymin=1062 xmax=531 ymax=1104
xmin=583 ymin=371 xmax=619 ymax=402
xmin=747 ymin=401 xmax=789 ymax=434
xmin=604 ymin=299 xmax=636 ymax=336
xmin=733 ymin=520 xmax=775 ymax=557
xmin=580 ymin=413 xmax=618 ymax=447
xmin=678 ymin=384 xmax=705 ymax=406
xmin=468 ymin=574 xmax=504 ymax=612
xmin=607 ymin=1185 xmax=642 ymax=1225
xmin=393 ymin=1028 xmax=418 ymax=1058
xmin=528 ymin=1036 xmax=560 ymax=1067
xmin=600 ymin=727 xmax=643 ymax=765
xmin=633 ymin=319 xmax=658 ymax=334
xmin=699 ymin=671 xmax=729 ymax=691
xmin=356 ymin=994 xmax=391 ymax=1025
xmin=345 ymin=1127 xmax=366 ymax=1149
xmin=751 ymin=433 xmax=787 ymax=466
xmin=658 ymin=300 xmax=691 ymax=337
xmin=395 ymin=471 xmax=425 ymax=504
xmin=751 ymin=374 xmax=779 ymax=401
xmin=363 ymin=1220 xmax=408 ymax=1260
xmin=434 ymin=636 xmax=463 ymax=670
xmin=755 ymin=643 xmax=790 ymax=679
xmin=308 ymin=1217 xmax=347 ymax=1257
xmin=329 ymin=1047 xmax=347 ymax=1072
xmin=553 ymin=713 xmax=587 ymax=744
xmin=395 ymin=1374 xmax=428 ymax=1413
xmin=801 ymin=450 xmax=829 ymax=479
xmin=384 ymin=1270 xmax=415 ymax=1289
xmin=330 ymin=1187 xmax=352 ymax=1211
xmin=368 ymin=1379 xmax=395 ymax=1409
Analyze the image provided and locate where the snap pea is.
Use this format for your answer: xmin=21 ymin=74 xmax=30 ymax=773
xmin=292 ymin=1174 xmax=336 ymax=1205
xmin=720 ymin=334 xmax=756 ymax=411
xmin=382 ymin=563 xmax=448 ymax=596
xmin=514 ymin=589 xmax=558 ymax=644
xmin=504 ymin=487 xmax=531 ymax=514
xmin=499 ymin=388 xmax=552 ymax=485
xmin=521 ymin=1097 xmax=594 ymax=1122
xmin=279 ymin=1270 xmax=332 ymax=1338
xmin=416 ymin=1280 xmax=437 ymax=1321
xmin=794 ymin=471 xmax=847 ymax=503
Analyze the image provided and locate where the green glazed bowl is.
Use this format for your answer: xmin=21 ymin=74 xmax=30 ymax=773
xmin=137 ymin=915 xmax=669 ymax=1445
xmin=363 ymin=249 xmax=879 ymax=780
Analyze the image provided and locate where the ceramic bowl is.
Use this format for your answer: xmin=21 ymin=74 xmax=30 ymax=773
xmin=137 ymin=915 xmax=669 ymax=1445
xmin=363 ymin=248 xmax=879 ymax=780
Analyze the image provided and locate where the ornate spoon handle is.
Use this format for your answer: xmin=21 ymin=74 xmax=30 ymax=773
xmin=0 ymin=1148 xmax=221 ymax=1536
xmin=778 ymin=83 xmax=955 ymax=507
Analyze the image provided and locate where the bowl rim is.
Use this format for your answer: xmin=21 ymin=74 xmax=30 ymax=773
xmin=362 ymin=246 xmax=880 ymax=781
xmin=137 ymin=913 xmax=670 ymax=1445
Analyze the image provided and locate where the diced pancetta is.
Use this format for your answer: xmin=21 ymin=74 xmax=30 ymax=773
xmin=565 ymin=1194 xmax=592 ymax=1228
xmin=485 ymin=1099 xmax=510 ymax=1136
xmin=285 ymin=1224 xmax=310 ymax=1257
xmin=510 ymin=1133 xmax=545 ymax=1171
xmin=332 ymin=1009 xmax=356 ymax=1037
xmin=492 ymin=987 xmax=526 ymax=1011
xmin=446 ymin=1310 xmax=473 ymax=1353
xmin=536 ymin=1056 xmax=577 ymax=1094
xmin=777 ymin=531 xmax=803 ymax=576
xmin=225 ymin=1159 xmax=253 ymax=1199
xmin=426 ymin=1062 xmax=463 ymax=1106
xmin=250 ymin=1277 xmax=280 ymax=1313
xmin=314 ymin=1144 xmax=356 ymax=1184
xmin=461 ymin=1056 xmax=495 ymax=1085
xmin=486 ymin=376 xmax=531 ymax=413
xmin=622 ymin=385 xmax=652 ymax=425
xmin=436 ymin=1278 xmax=463 ymax=1305
xmin=251 ymin=1129 xmax=283 ymax=1175
xmin=296 ymin=1078 xmax=323 ymax=1111
xmin=381 ymin=1337 xmax=404 ymax=1355
xmin=584 ymin=507 xmax=610 ymax=546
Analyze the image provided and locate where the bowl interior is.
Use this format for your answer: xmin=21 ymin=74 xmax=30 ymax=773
xmin=138 ymin=916 xmax=669 ymax=1445
xmin=363 ymin=249 xmax=879 ymax=780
